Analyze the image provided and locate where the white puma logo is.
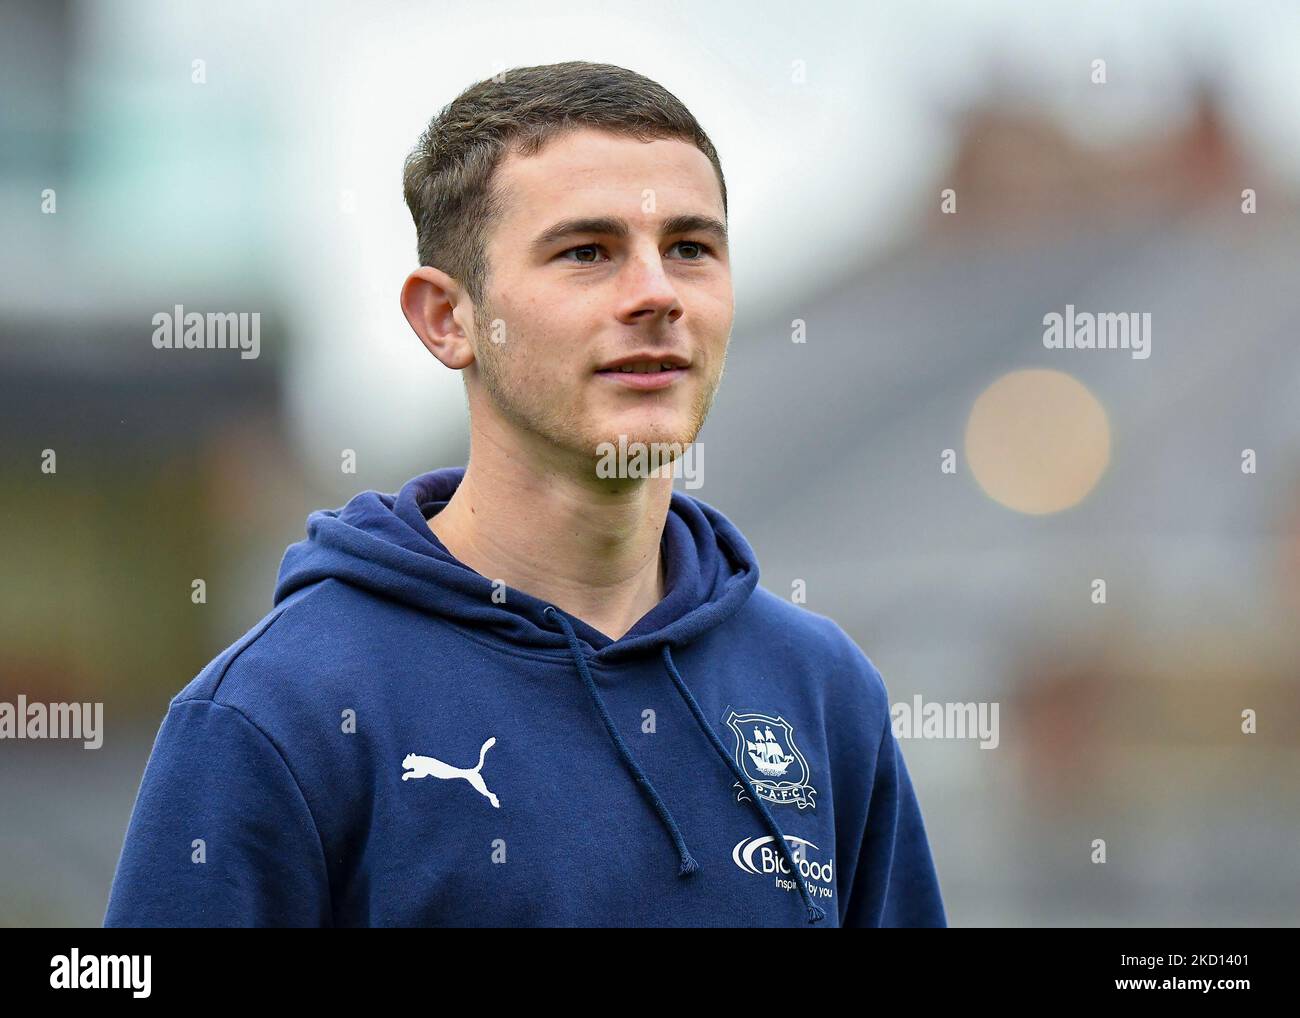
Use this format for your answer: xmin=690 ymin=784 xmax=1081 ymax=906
xmin=401 ymin=737 xmax=500 ymax=808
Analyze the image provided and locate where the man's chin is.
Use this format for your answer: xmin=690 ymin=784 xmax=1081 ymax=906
xmin=593 ymin=423 xmax=698 ymax=453
xmin=579 ymin=421 xmax=700 ymax=478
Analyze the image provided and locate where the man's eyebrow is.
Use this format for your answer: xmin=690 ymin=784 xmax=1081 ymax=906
xmin=530 ymin=214 xmax=729 ymax=254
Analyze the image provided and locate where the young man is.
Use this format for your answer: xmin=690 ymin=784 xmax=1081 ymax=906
xmin=105 ymin=61 xmax=946 ymax=928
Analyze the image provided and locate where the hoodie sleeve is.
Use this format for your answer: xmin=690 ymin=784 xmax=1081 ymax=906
xmin=104 ymin=697 xmax=332 ymax=927
xmin=842 ymin=720 xmax=948 ymax=928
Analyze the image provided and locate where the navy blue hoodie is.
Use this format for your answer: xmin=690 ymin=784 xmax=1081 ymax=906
xmin=104 ymin=466 xmax=946 ymax=927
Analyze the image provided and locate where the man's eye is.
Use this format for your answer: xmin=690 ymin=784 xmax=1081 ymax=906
xmin=671 ymin=240 xmax=713 ymax=260
xmin=560 ymin=244 xmax=607 ymax=264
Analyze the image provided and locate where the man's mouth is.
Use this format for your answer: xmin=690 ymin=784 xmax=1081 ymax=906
xmin=597 ymin=362 xmax=682 ymax=375
xmin=595 ymin=361 xmax=689 ymax=390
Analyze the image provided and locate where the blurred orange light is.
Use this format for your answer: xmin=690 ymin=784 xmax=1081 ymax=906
xmin=964 ymin=368 xmax=1110 ymax=514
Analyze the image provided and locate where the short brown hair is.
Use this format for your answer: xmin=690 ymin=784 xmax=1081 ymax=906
xmin=402 ymin=61 xmax=727 ymax=308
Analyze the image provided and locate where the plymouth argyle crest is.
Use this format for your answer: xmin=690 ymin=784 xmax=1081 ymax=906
xmin=725 ymin=710 xmax=817 ymax=809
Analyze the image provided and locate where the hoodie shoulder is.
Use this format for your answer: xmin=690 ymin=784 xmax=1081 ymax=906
xmin=741 ymin=584 xmax=892 ymax=716
xmin=171 ymin=578 xmax=384 ymax=717
xmin=170 ymin=593 xmax=307 ymax=707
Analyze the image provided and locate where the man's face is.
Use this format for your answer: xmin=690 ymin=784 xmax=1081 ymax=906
xmin=466 ymin=127 xmax=733 ymax=471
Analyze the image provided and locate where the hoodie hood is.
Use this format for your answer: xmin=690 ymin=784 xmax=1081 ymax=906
xmin=274 ymin=465 xmax=760 ymax=663
xmin=272 ymin=466 xmax=828 ymax=922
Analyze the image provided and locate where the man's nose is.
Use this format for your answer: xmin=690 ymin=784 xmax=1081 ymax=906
xmin=616 ymin=245 xmax=684 ymax=325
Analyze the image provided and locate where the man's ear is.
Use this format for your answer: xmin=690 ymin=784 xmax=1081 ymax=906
xmin=400 ymin=266 xmax=476 ymax=370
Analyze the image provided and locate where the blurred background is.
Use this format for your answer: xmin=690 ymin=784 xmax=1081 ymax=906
xmin=2 ymin=0 xmax=1298 ymax=926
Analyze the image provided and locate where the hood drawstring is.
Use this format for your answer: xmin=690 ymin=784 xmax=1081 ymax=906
xmin=542 ymin=605 xmax=826 ymax=925
xmin=543 ymin=606 xmax=698 ymax=876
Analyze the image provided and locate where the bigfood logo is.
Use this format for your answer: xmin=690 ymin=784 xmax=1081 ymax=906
xmin=731 ymin=834 xmax=835 ymax=902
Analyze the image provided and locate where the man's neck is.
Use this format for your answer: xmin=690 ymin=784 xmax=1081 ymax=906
xmin=427 ymin=433 xmax=674 ymax=642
